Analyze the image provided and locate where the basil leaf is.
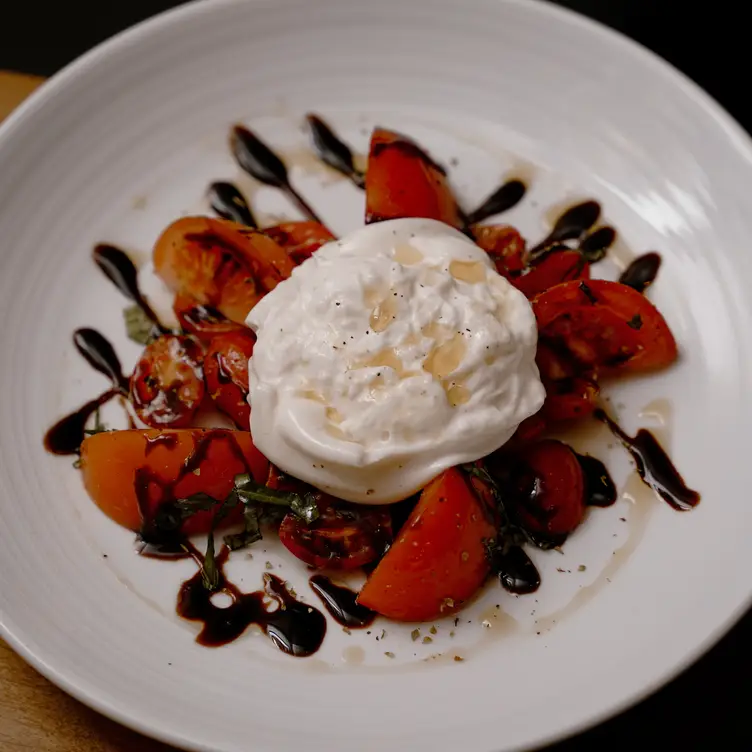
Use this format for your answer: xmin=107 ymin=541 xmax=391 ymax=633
xmin=233 ymin=474 xmax=319 ymax=524
xmin=201 ymin=531 xmax=220 ymax=591
xmin=174 ymin=493 xmax=221 ymax=517
xmin=83 ymin=407 xmax=109 ymax=436
xmin=224 ymin=506 xmax=262 ymax=551
xmin=124 ymin=304 xmax=157 ymax=346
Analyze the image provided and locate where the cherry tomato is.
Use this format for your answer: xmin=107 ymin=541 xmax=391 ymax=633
xmin=533 ymin=279 xmax=678 ymax=374
xmin=488 ymin=440 xmax=585 ymax=538
xmin=472 ymin=224 xmax=526 ymax=277
xmin=357 ymin=468 xmax=496 ymax=621
xmin=130 ymin=335 xmax=205 ymax=428
xmin=153 ymin=216 xmax=294 ymax=324
xmin=279 ymin=495 xmax=393 ymax=570
xmin=512 ymin=250 xmax=589 ymax=299
xmin=365 ymin=128 xmax=464 ymax=229
xmin=264 ymin=221 xmax=335 ymax=265
xmin=535 ymin=341 xmax=599 ymax=422
xmin=173 ymin=292 xmax=248 ymax=343
xmin=505 ymin=413 xmax=547 ymax=449
xmin=266 ymin=463 xmax=309 ymax=494
xmin=203 ymin=331 xmax=256 ymax=429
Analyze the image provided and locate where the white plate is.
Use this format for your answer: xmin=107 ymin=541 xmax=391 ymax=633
xmin=1 ymin=1 xmax=751 ymax=750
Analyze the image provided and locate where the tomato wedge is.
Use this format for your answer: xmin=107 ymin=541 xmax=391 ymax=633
xmin=204 ymin=331 xmax=256 ymax=429
xmin=488 ymin=440 xmax=586 ymax=538
xmin=80 ymin=428 xmax=269 ymax=534
xmin=472 ymin=224 xmax=526 ymax=278
xmin=153 ymin=216 xmax=294 ymax=324
xmin=533 ymin=279 xmax=678 ymax=374
xmin=279 ymin=495 xmax=393 ymax=570
xmin=513 ymin=250 xmax=589 ymax=299
xmin=535 ymin=342 xmax=599 ymax=422
xmin=357 ymin=468 xmax=496 ymax=621
xmin=173 ymin=292 xmax=248 ymax=343
xmin=365 ymin=128 xmax=464 ymax=229
xmin=130 ymin=335 xmax=205 ymax=428
xmin=263 ymin=221 xmax=335 ymax=265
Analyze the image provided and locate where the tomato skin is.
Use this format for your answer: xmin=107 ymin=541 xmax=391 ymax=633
xmin=130 ymin=335 xmax=205 ymax=428
xmin=533 ymin=279 xmax=678 ymax=374
xmin=153 ymin=216 xmax=294 ymax=324
xmin=472 ymin=225 xmax=526 ymax=277
xmin=173 ymin=292 xmax=248 ymax=343
xmin=263 ymin=221 xmax=335 ymax=265
xmin=535 ymin=341 xmax=599 ymax=422
xmin=506 ymin=413 xmax=547 ymax=450
xmin=279 ymin=496 xmax=393 ymax=571
xmin=513 ymin=250 xmax=589 ymax=299
xmin=204 ymin=331 xmax=256 ymax=429
xmin=365 ymin=128 xmax=464 ymax=229
xmin=488 ymin=440 xmax=585 ymax=538
xmin=80 ymin=428 xmax=269 ymax=534
xmin=357 ymin=468 xmax=496 ymax=621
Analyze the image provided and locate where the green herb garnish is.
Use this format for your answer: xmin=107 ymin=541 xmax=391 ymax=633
xmin=123 ymin=304 xmax=157 ymax=345
xmin=223 ymin=506 xmax=262 ymax=551
xmin=233 ymin=473 xmax=319 ymax=524
xmin=627 ymin=314 xmax=643 ymax=330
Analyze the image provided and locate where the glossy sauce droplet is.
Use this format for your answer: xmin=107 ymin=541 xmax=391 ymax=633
xmin=466 ymin=180 xmax=526 ymax=225
xmin=423 ymin=334 xmax=466 ymax=380
xmin=309 ymin=575 xmax=376 ymax=628
xmin=594 ymin=409 xmax=699 ymax=511
xmin=207 ymin=181 xmax=257 ymax=227
xmin=530 ymin=201 xmax=601 ymax=257
xmin=306 ymin=114 xmax=365 ymax=189
xmin=489 ymin=545 xmax=541 ymax=595
xmin=619 ymin=252 xmax=662 ymax=293
xmin=370 ymin=295 xmax=398 ymax=332
xmin=576 ymin=453 xmax=617 ymax=507
xmin=92 ymin=244 xmax=167 ymax=332
xmin=73 ymin=328 xmax=129 ymax=393
xmin=392 ymin=243 xmax=424 ymax=265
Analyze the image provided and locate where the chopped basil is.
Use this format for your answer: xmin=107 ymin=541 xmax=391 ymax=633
xmin=223 ymin=506 xmax=262 ymax=551
xmin=123 ymin=304 xmax=157 ymax=345
xmin=627 ymin=314 xmax=643 ymax=330
xmin=201 ymin=530 xmax=220 ymax=591
xmin=233 ymin=474 xmax=319 ymax=524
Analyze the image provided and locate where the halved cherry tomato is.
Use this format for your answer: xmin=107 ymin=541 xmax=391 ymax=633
xmin=263 ymin=221 xmax=335 ymax=265
xmin=488 ymin=440 xmax=585 ymax=538
xmin=533 ymin=279 xmax=678 ymax=374
xmin=472 ymin=224 xmax=526 ymax=277
xmin=279 ymin=495 xmax=393 ymax=570
xmin=535 ymin=341 xmax=599 ymax=422
xmin=204 ymin=331 xmax=256 ymax=429
xmin=357 ymin=468 xmax=496 ymax=621
xmin=153 ymin=216 xmax=294 ymax=324
xmin=173 ymin=292 xmax=248 ymax=343
xmin=130 ymin=335 xmax=205 ymax=428
xmin=80 ymin=428 xmax=269 ymax=534
xmin=506 ymin=413 xmax=548 ymax=449
xmin=512 ymin=250 xmax=589 ymax=299
xmin=365 ymin=128 xmax=464 ymax=229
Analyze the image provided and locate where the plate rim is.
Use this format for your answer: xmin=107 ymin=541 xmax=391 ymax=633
xmin=1 ymin=0 xmax=752 ymax=750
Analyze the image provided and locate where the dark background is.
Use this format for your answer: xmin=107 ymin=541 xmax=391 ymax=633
xmin=1 ymin=1 xmax=750 ymax=749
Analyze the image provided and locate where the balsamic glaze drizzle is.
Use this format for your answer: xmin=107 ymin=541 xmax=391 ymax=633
xmin=530 ymin=200 xmax=601 ymax=257
xmin=207 ymin=181 xmax=258 ymax=227
xmin=594 ymin=409 xmax=699 ymax=511
xmin=466 ymin=180 xmax=526 ymax=225
xmin=309 ymin=575 xmax=376 ymax=628
xmin=231 ymin=125 xmax=323 ymax=223
xmin=92 ymin=244 xmax=168 ymax=333
xmin=178 ymin=547 xmax=327 ymax=655
xmin=576 ymin=453 xmax=618 ymax=507
xmin=619 ymin=252 xmax=662 ymax=293
xmin=306 ymin=114 xmax=365 ymax=189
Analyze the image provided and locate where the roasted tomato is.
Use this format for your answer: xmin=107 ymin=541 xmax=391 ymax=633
xmin=357 ymin=468 xmax=496 ymax=621
xmin=279 ymin=496 xmax=393 ymax=570
xmin=512 ymin=250 xmax=589 ymax=299
xmin=506 ymin=414 xmax=548 ymax=449
xmin=263 ymin=221 xmax=335 ymax=265
xmin=130 ymin=335 xmax=205 ymax=428
xmin=204 ymin=331 xmax=256 ymax=429
xmin=533 ymin=279 xmax=678 ymax=374
xmin=153 ymin=216 xmax=294 ymax=324
xmin=472 ymin=224 xmax=526 ymax=277
xmin=535 ymin=341 xmax=599 ymax=422
xmin=80 ymin=428 xmax=268 ymax=534
xmin=488 ymin=440 xmax=585 ymax=538
xmin=365 ymin=128 xmax=464 ymax=229
xmin=173 ymin=292 xmax=248 ymax=343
